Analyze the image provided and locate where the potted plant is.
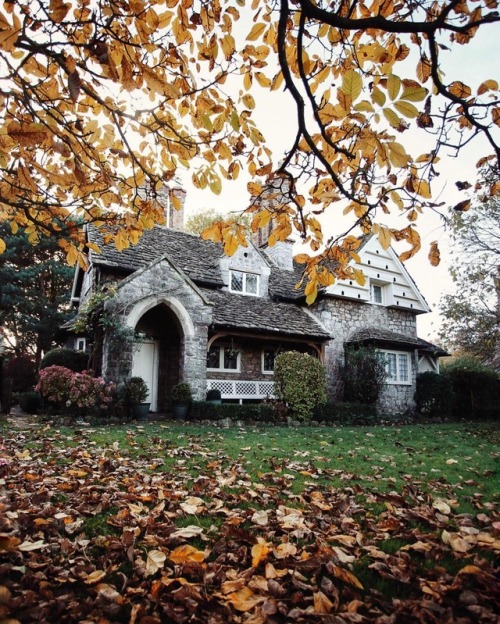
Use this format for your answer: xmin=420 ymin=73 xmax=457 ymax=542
xmin=206 ymin=388 xmax=222 ymax=404
xmin=171 ymin=382 xmax=192 ymax=420
xmin=126 ymin=376 xmax=150 ymax=419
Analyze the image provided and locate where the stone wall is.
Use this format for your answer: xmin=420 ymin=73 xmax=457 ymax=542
xmin=219 ymin=245 xmax=271 ymax=297
xmin=313 ymin=297 xmax=418 ymax=415
xmin=101 ymin=258 xmax=212 ymax=402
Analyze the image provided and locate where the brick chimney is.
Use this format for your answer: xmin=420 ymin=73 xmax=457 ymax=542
xmin=155 ymin=178 xmax=186 ymax=230
xmin=251 ymin=176 xmax=294 ymax=271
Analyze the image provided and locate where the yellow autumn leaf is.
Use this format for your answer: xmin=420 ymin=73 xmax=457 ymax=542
xmin=226 ymin=587 xmax=265 ymax=612
xmin=354 ymin=100 xmax=375 ymax=112
xmin=314 ymin=590 xmax=335 ymax=614
xmin=377 ymin=227 xmax=392 ymax=250
xmin=341 ymin=70 xmax=363 ymax=100
xmin=387 ymin=74 xmax=401 ymax=101
xmin=387 ymin=142 xmax=411 ymax=168
xmin=352 ymin=267 xmax=366 ymax=286
xmin=85 ymin=570 xmax=106 ymax=585
xmin=415 ymin=178 xmax=431 ymax=199
xmin=477 ymin=79 xmax=498 ymax=95
xmin=304 ymin=278 xmax=318 ymax=305
xmin=383 ymin=107 xmax=401 ymax=129
xmin=247 ymin=181 xmax=263 ymax=196
xmin=0 ymin=237 xmax=5 ymax=253
xmin=66 ymin=245 xmax=79 ymax=266
xmin=247 ymin=22 xmax=266 ymax=42
xmin=394 ymin=100 xmax=419 ymax=118
xmin=255 ymin=72 xmax=271 ymax=88
xmin=223 ymin=231 xmax=239 ymax=256
xmin=401 ymin=85 xmax=427 ymax=102
xmin=251 ymin=543 xmax=270 ymax=567
xmin=371 ymin=86 xmax=386 ymax=107
xmin=169 ymin=544 xmax=206 ymax=564
xmin=201 ymin=223 xmax=222 ymax=242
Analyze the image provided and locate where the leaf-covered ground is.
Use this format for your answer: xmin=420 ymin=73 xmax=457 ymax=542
xmin=0 ymin=420 xmax=498 ymax=623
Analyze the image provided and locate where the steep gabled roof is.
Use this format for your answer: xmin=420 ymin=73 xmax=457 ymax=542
xmin=324 ymin=235 xmax=430 ymax=314
xmin=87 ymin=226 xmax=224 ymax=287
xmin=199 ymin=288 xmax=330 ymax=340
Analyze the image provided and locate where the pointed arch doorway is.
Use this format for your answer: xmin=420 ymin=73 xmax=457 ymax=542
xmin=130 ymin=304 xmax=183 ymax=413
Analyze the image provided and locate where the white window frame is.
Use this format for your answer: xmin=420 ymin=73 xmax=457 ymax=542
xmin=207 ymin=345 xmax=241 ymax=373
xmin=261 ymin=349 xmax=276 ymax=374
xmin=380 ymin=350 xmax=412 ymax=385
xmin=229 ymin=270 xmax=260 ymax=296
xmin=370 ymin=281 xmax=385 ymax=305
xmin=75 ymin=337 xmax=86 ymax=352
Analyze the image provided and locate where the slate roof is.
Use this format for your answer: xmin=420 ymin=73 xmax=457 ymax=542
xmin=346 ymin=327 xmax=448 ymax=355
xmin=268 ymin=262 xmax=307 ymax=300
xmin=199 ymin=288 xmax=330 ymax=340
xmin=88 ymin=226 xmax=224 ymax=287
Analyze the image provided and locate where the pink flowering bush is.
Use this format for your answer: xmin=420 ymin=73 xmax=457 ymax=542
xmin=35 ymin=365 xmax=115 ymax=415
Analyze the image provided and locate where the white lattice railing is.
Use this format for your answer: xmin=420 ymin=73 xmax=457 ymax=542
xmin=207 ymin=379 xmax=276 ymax=400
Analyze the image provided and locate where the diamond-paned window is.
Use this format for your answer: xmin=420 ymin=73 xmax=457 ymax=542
xmin=229 ymin=270 xmax=259 ymax=296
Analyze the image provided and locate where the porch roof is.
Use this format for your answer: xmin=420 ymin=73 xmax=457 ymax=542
xmin=199 ymin=288 xmax=330 ymax=341
xmin=346 ymin=327 xmax=448 ymax=356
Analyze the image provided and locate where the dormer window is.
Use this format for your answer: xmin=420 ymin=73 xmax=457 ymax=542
xmin=230 ymin=270 xmax=259 ymax=296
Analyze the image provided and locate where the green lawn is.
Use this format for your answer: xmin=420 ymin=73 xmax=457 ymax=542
xmin=1 ymin=420 xmax=498 ymax=622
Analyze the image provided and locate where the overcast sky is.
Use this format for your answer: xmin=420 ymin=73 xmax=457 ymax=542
xmin=182 ymin=22 xmax=499 ymax=342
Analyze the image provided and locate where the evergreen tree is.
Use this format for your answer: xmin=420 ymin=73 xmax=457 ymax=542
xmin=0 ymin=224 xmax=74 ymax=367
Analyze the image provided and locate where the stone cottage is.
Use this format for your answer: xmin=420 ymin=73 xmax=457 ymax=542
xmin=68 ymin=183 xmax=446 ymax=415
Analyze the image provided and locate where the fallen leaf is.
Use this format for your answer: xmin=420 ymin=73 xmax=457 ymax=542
xmin=18 ymin=540 xmax=47 ymax=551
xmin=145 ymin=549 xmax=167 ymax=575
xmin=251 ymin=542 xmax=270 ymax=567
xmin=169 ymin=544 xmax=206 ymax=564
xmin=85 ymin=570 xmax=106 ymax=585
xmin=314 ymin=590 xmax=335 ymax=614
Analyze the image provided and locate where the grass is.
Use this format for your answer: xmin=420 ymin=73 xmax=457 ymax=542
xmin=1 ymin=419 xmax=498 ymax=614
xmin=11 ymin=420 xmax=499 ymax=512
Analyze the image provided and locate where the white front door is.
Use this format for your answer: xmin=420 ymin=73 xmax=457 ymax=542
xmin=132 ymin=341 xmax=159 ymax=411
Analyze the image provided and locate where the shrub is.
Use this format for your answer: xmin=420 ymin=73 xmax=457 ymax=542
xmin=19 ymin=391 xmax=42 ymax=414
xmin=171 ymin=382 xmax=192 ymax=403
xmin=342 ymin=346 xmax=387 ymax=405
xmin=315 ymin=401 xmax=378 ymax=425
xmin=273 ymin=351 xmax=327 ymax=422
xmin=191 ymin=402 xmax=276 ymax=423
xmin=442 ymin=357 xmax=499 ymax=420
xmin=206 ymin=388 xmax=222 ymax=401
xmin=124 ymin=377 xmax=149 ymax=404
xmin=3 ymin=355 xmax=37 ymax=392
xmin=35 ymin=365 xmax=115 ymax=416
xmin=415 ymin=372 xmax=454 ymax=419
xmin=40 ymin=348 xmax=88 ymax=372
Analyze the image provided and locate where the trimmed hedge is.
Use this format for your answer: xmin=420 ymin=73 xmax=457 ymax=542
xmin=39 ymin=348 xmax=89 ymax=372
xmin=315 ymin=401 xmax=378 ymax=425
xmin=19 ymin=391 xmax=42 ymax=414
xmin=415 ymin=372 xmax=454 ymax=419
xmin=190 ymin=402 xmax=277 ymax=423
xmin=442 ymin=363 xmax=499 ymax=420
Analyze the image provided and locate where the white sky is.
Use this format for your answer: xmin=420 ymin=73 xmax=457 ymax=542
xmin=181 ymin=23 xmax=499 ymax=342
